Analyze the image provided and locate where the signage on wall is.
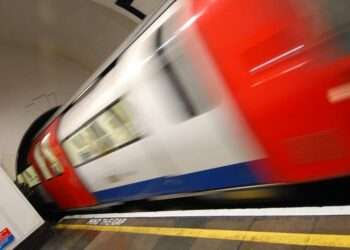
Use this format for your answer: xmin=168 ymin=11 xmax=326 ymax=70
xmin=0 ymin=228 xmax=14 ymax=249
xmin=115 ymin=0 xmax=145 ymax=20
xmin=93 ymin=0 xmax=166 ymax=23
xmin=92 ymin=0 xmax=158 ymax=22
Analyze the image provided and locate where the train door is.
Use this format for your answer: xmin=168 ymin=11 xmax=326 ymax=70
xmin=139 ymin=7 xmax=266 ymax=195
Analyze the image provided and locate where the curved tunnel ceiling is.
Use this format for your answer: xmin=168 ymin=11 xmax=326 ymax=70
xmin=0 ymin=0 xmax=165 ymax=179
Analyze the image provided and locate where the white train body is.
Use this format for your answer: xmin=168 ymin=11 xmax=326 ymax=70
xmin=57 ymin=2 xmax=264 ymax=203
xmin=27 ymin=0 xmax=350 ymax=210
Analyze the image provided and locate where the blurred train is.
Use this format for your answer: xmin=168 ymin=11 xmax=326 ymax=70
xmin=18 ymin=0 xmax=350 ymax=210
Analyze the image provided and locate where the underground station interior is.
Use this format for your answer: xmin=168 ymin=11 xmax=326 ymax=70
xmin=2 ymin=0 xmax=350 ymax=249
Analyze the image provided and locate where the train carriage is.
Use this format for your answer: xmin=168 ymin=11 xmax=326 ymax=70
xmin=21 ymin=0 xmax=350 ymax=210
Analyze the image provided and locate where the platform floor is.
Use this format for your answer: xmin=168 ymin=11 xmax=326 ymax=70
xmin=38 ymin=207 xmax=350 ymax=250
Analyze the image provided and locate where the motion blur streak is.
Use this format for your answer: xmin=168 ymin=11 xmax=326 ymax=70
xmin=19 ymin=0 xmax=350 ymax=211
xmin=249 ymin=45 xmax=305 ymax=73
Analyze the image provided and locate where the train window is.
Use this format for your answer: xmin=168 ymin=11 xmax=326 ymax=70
xmin=21 ymin=165 xmax=41 ymax=188
xmin=89 ymin=122 xmax=106 ymax=138
xmin=320 ymin=0 xmax=350 ymax=54
xmin=294 ymin=1 xmax=350 ymax=56
xmin=64 ymin=129 xmax=98 ymax=166
xmin=63 ymin=99 xmax=140 ymax=167
xmin=72 ymin=134 xmax=87 ymax=149
xmin=80 ymin=151 xmax=92 ymax=161
xmin=156 ymin=27 xmax=215 ymax=118
xmin=111 ymin=101 xmax=137 ymax=135
xmin=166 ymin=49 xmax=214 ymax=114
xmin=87 ymin=120 xmax=115 ymax=153
xmin=41 ymin=134 xmax=63 ymax=176
xmin=33 ymin=144 xmax=53 ymax=180
xmin=75 ymin=133 xmax=96 ymax=163
xmin=16 ymin=173 xmax=25 ymax=185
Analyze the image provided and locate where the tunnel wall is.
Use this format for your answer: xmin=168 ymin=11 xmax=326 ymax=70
xmin=0 ymin=44 xmax=91 ymax=179
xmin=0 ymin=0 xmax=165 ymax=179
xmin=0 ymin=0 xmax=164 ymax=179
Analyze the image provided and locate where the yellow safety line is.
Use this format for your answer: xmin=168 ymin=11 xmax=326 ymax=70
xmin=56 ymin=223 xmax=350 ymax=248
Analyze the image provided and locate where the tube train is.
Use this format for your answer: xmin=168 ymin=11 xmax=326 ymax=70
xmin=22 ymin=0 xmax=350 ymax=210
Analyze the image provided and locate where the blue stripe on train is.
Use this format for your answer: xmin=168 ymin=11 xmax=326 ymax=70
xmin=94 ymin=161 xmax=262 ymax=203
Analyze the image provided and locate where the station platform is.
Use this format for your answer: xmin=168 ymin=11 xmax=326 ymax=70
xmin=39 ymin=206 xmax=350 ymax=250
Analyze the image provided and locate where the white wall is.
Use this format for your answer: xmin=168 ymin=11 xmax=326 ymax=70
xmin=0 ymin=167 xmax=44 ymax=249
